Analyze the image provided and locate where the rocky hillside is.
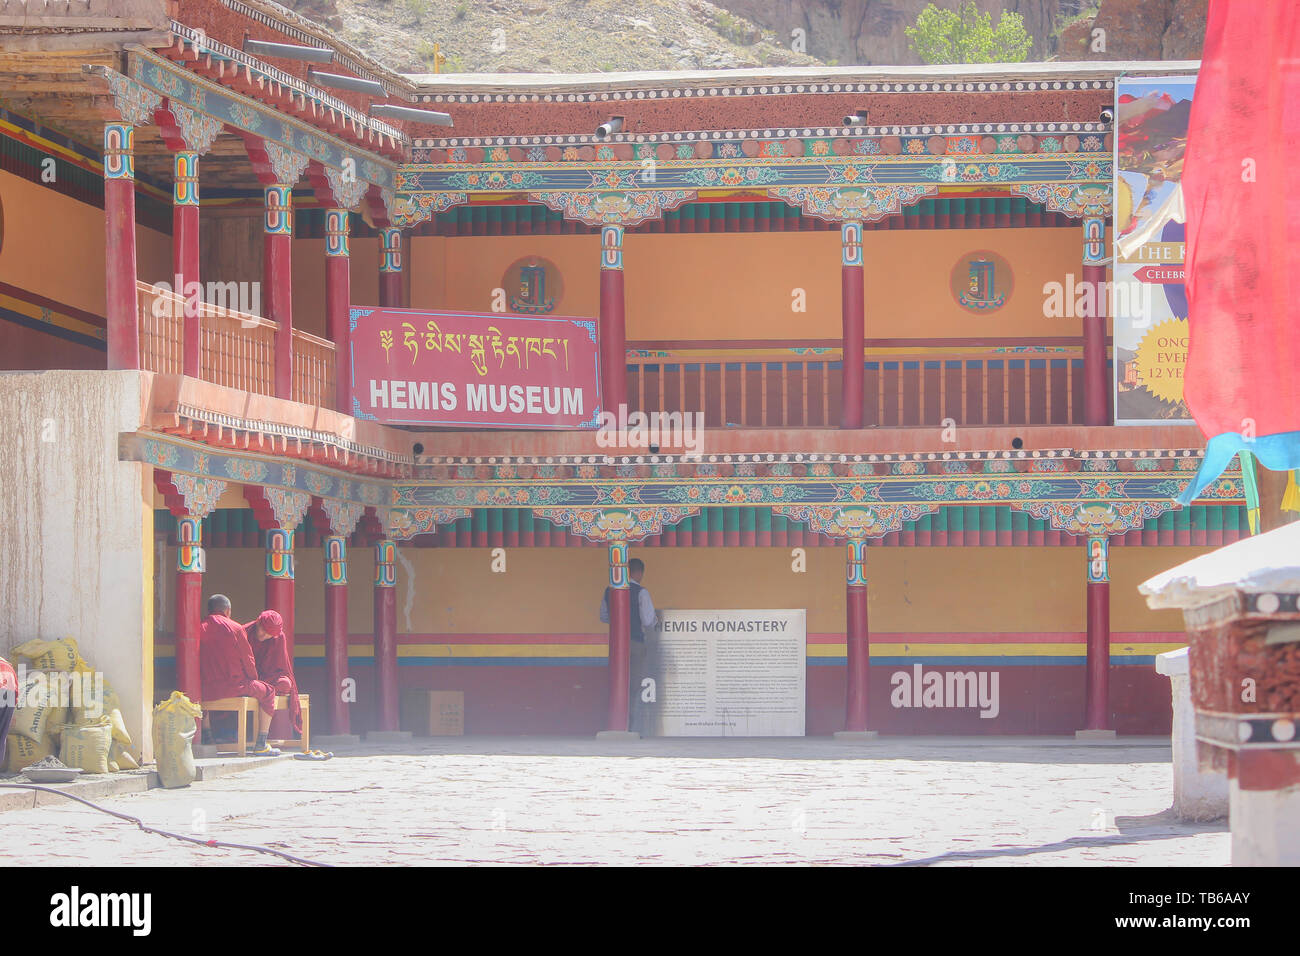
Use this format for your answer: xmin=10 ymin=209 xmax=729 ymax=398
xmin=279 ymin=0 xmax=1205 ymax=74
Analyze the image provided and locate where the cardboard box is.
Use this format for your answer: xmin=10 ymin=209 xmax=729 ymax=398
xmin=401 ymin=690 xmax=464 ymax=736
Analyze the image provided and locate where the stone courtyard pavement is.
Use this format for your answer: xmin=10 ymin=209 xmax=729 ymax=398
xmin=0 ymin=737 xmax=1229 ymax=866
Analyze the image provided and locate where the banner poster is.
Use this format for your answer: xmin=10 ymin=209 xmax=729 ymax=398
xmin=649 ymin=609 xmax=806 ymax=737
xmin=1113 ymin=75 xmax=1197 ymax=424
xmin=348 ymin=307 xmax=602 ymax=428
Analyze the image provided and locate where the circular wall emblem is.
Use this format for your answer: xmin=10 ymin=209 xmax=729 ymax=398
xmin=502 ymin=256 xmax=563 ymax=314
xmin=950 ymin=249 xmax=1013 ymax=313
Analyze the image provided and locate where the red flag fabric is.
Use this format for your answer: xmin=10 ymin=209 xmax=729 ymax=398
xmin=1182 ymin=0 xmax=1300 ymax=441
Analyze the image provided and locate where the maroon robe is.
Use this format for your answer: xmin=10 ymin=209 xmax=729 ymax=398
xmin=199 ymin=614 xmax=275 ymax=715
xmin=249 ymin=624 xmax=303 ymax=734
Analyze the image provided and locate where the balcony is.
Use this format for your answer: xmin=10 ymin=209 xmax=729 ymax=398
xmin=137 ymin=280 xmax=1097 ymax=429
xmin=625 ymin=348 xmax=1090 ymax=429
xmin=136 ymin=281 xmax=335 ymax=409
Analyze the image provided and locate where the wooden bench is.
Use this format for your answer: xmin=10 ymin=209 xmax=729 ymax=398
xmin=201 ymin=694 xmax=310 ymax=756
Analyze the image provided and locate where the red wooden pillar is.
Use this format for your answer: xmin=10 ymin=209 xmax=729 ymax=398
xmin=374 ymin=539 xmax=399 ymax=732
xmin=174 ymin=150 xmax=201 ymax=377
xmin=844 ymin=536 xmax=870 ymax=731
xmin=604 ymin=541 xmax=632 ymax=734
xmin=1081 ymin=217 xmax=1109 ymax=425
xmin=379 ymin=227 xmax=404 ymax=308
xmin=175 ymin=515 xmax=205 ymax=702
xmin=264 ymin=184 xmax=294 ymax=399
xmin=841 ymin=221 xmax=865 ymax=429
xmin=1083 ymin=535 xmax=1112 ymax=731
xmin=325 ymin=209 xmax=352 ymax=413
xmin=600 ymin=225 xmax=626 ymax=414
xmin=264 ymin=526 xmax=296 ymax=662
xmin=104 ymin=123 xmax=139 ymax=371
xmin=323 ymin=534 xmax=350 ymax=736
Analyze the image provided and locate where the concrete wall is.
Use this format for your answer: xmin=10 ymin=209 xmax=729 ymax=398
xmin=0 ymin=370 xmax=154 ymax=760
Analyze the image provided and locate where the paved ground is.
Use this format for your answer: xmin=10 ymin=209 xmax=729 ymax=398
xmin=0 ymin=737 xmax=1229 ymax=866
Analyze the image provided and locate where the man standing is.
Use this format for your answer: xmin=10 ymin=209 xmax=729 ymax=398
xmin=599 ymin=557 xmax=658 ymax=735
xmin=199 ymin=594 xmax=280 ymax=756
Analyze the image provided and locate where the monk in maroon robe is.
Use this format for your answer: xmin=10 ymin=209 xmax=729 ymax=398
xmin=247 ymin=609 xmax=302 ymax=735
xmin=199 ymin=594 xmax=279 ymax=755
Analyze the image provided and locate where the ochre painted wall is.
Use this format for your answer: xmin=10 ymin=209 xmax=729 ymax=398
xmin=0 ymin=170 xmax=171 ymax=369
xmin=404 ymin=227 xmax=1081 ymax=344
xmin=159 ymin=539 xmax=1193 ymax=639
xmin=0 ymin=169 xmax=171 ymax=316
xmin=290 ymin=236 xmax=384 ymax=339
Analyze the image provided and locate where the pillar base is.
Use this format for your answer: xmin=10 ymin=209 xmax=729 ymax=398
xmin=833 ymin=730 xmax=879 ymax=742
xmin=1075 ymin=729 xmax=1118 ymax=740
xmin=595 ymin=731 xmax=640 ymax=741
xmin=364 ymin=730 xmax=413 ymax=744
xmin=312 ymin=734 xmax=362 ymax=748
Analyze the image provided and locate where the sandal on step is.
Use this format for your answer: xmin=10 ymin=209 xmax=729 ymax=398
xmin=293 ymin=750 xmax=333 ymax=761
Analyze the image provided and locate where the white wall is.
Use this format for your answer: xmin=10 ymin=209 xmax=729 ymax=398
xmin=0 ymin=370 xmax=154 ymax=761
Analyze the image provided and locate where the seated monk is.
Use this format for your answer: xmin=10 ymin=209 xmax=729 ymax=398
xmin=199 ymin=594 xmax=280 ymax=756
xmin=246 ymin=609 xmax=302 ymax=738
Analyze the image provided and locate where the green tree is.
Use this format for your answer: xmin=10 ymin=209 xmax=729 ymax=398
xmin=905 ymin=1 xmax=1034 ymax=64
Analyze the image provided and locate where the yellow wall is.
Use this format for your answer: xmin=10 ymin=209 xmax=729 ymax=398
xmin=291 ymin=236 xmax=384 ymax=338
xmin=157 ymin=541 xmax=1193 ymax=639
xmin=0 ymin=169 xmax=171 ymax=316
xmin=404 ymin=227 xmax=1081 ymax=343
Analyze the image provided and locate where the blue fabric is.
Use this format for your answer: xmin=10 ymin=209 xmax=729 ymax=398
xmin=1178 ymin=431 xmax=1300 ymax=505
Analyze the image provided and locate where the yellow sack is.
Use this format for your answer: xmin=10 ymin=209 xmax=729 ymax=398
xmin=59 ymin=716 xmax=112 ymax=774
xmin=11 ymin=637 xmax=81 ymax=673
xmin=10 ymin=671 xmax=66 ymax=743
xmin=152 ymin=691 xmax=202 ymax=789
xmin=109 ymin=740 xmax=139 ymax=771
xmin=67 ymin=676 xmax=130 ymax=747
xmin=6 ymin=732 xmax=57 ymax=773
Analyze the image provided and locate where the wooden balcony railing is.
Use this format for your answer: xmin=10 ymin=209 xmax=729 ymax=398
xmin=137 ymin=282 xmax=184 ymax=376
xmin=291 ymin=328 xmax=336 ymax=409
xmin=137 ymin=281 xmax=335 ymax=408
xmin=625 ymin=350 xmax=1087 ymax=428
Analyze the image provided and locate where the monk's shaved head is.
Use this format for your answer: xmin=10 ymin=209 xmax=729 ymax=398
xmin=207 ymin=594 xmax=232 ymax=615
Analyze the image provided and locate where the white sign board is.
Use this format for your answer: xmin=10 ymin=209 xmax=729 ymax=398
xmin=648 ymin=609 xmax=806 ymax=736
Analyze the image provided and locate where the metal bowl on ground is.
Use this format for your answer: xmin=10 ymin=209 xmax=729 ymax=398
xmin=22 ymin=767 xmax=84 ymax=783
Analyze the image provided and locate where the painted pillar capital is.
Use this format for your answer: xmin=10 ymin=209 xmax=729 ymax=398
xmin=167 ymin=101 xmax=223 ymax=156
xmin=324 ymin=164 xmax=369 ymax=210
xmin=379 ymin=226 xmax=402 ymax=273
xmin=264 ymin=142 xmax=310 ymax=188
xmin=174 ymin=150 xmax=200 ymax=206
xmin=325 ymin=208 xmax=351 ymax=258
xmin=841 ymin=220 xmax=863 ymax=266
xmin=104 ymin=123 xmax=135 ymax=180
xmin=177 ymin=515 xmax=206 ymax=574
xmin=169 ymin=474 xmax=228 ymax=519
xmin=321 ymin=497 xmax=365 ymax=537
xmin=266 ymin=527 xmax=295 ymax=580
xmin=608 ymin=540 xmax=630 ymax=589
xmin=601 ymin=223 xmax=624 ymax=271
xmin=264 ymin=184 xmax=294 ymax=236
xmin=845 ymin=535 xmax=867 ymax=587
xmin=374 ymin=539 xmax=397 ymax=587
xmin=324 ymin=535 xmax=348 ymax=586
xmin=1082 ymin=215 xmax=1106 ymax=265
xmin=1087 ymin=535 xmax=1110 ymax=583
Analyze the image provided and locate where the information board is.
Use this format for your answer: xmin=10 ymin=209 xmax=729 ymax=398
xmin=647 ymin=609 xmax=806 ymax=737
xmin=1113 ymin=75 xmax=1197 ymax=424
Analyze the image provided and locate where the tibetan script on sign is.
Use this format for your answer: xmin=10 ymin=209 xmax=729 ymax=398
xmin=350 ymin=307 xmax=602 ymax=428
